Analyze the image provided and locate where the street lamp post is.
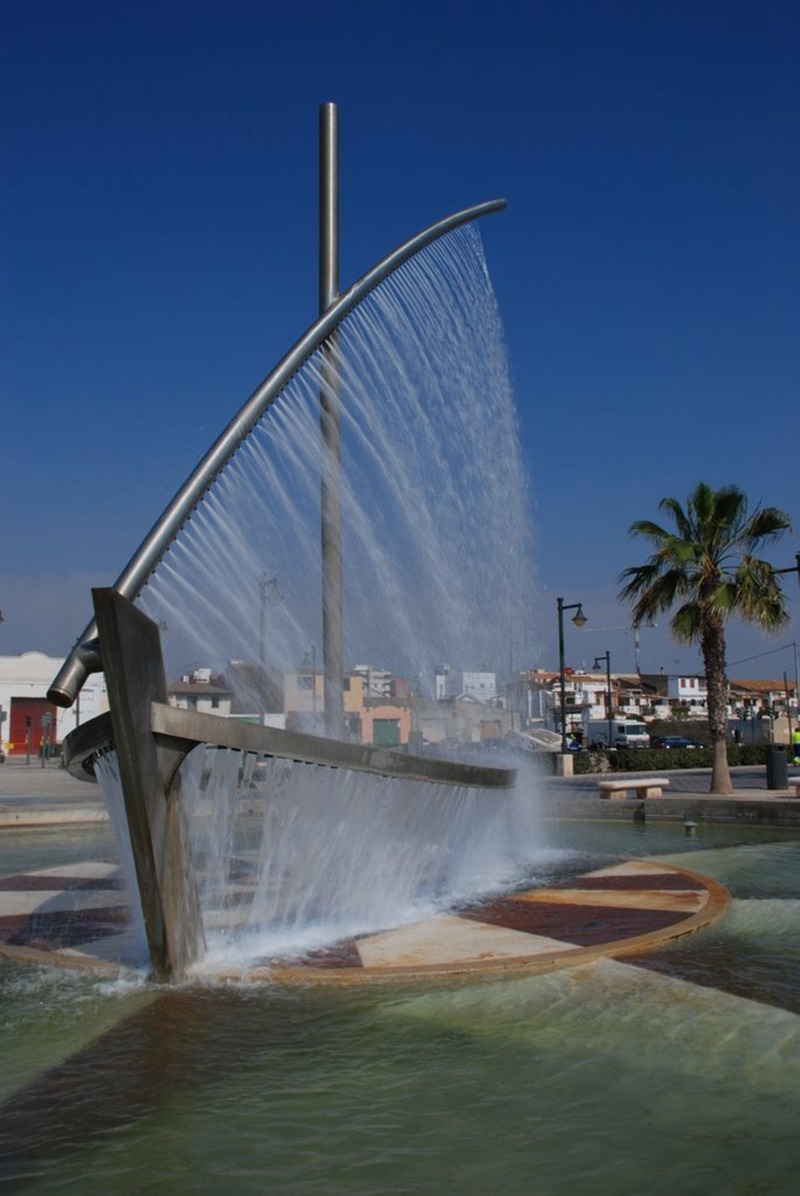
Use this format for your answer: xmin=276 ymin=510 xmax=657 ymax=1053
xmin=557 ymin=597 xmax=587 ymax=753
xmin=791 ymin=642 xmax=800 ymax=742
xmin=773 ymin=558 xmax=800 ymax=741
xmin=593 ymin=651 xmax=612 ymax=750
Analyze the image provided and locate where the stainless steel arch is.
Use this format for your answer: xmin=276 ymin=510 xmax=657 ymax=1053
xmin=49 ymin=197 xmax=506 ymax=707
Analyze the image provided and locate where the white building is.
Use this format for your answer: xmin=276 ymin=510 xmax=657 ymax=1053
xmin=526 ymin=668 xmax=660 ymax=736
xmin=433 ymin=664 xmax=450 ymax=701
xmin=0 ymin=652 xmax=107 ymax=757
xmin=460 ymin=671 xmax=497 ymax=702
xmin=667 ymin=674 xmax=709 ymax=716
xmin=167 ymin=668 xmax=233 ymax=717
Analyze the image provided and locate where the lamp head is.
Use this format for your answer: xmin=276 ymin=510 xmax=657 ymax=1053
xmin=572 ymin=605 xmax=587 ymax=628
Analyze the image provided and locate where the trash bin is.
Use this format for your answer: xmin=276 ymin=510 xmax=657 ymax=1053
xmin=766 ymin=744 xmax=788 ymax=790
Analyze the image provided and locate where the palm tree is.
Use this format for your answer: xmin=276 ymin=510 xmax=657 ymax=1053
xmin=619 ymin=482 xmax=792 ymax=794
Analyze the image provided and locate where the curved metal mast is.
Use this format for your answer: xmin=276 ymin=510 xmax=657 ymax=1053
xmin=49 ymin=112 xmax=505 ymax=708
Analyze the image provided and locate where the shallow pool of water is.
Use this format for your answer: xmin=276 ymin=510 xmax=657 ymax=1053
xmin=1 ymin=823 xmax=798 ymax=1194
xmin=0 ymin=825 xmax=117 ymax=877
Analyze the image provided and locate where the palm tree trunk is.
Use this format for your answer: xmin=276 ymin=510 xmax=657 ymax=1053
xmin=701 ymin=617 xmax=733 ymax=794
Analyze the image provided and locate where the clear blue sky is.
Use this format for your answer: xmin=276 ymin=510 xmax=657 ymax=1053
xmin=2 ymin=0 xmax=798 ymax=680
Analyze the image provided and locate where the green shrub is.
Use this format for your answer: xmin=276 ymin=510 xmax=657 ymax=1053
xmin=578 ymin=741 xmax=770 ymax=773
xmin=572 ymin=750 xmax=595 ymax=774
xmin=727 ymin=743 xmax=768 ymax=766
xmin=612 ymin=746 xmax=710 ymax=771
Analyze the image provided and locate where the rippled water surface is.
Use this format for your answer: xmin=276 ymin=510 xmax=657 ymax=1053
xmin=1 ymin=824 xmax=799 ymax=1194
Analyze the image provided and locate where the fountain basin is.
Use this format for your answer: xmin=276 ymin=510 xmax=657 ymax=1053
xmin=0 ymin=853 xmax=729 ymax=985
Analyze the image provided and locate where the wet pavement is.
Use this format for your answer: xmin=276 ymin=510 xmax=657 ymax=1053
xmin=0 ymin=759 xmax=107 ymax=827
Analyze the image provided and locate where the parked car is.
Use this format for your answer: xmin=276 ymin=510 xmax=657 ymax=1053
xmin=649 ymin=735 xmax=701 ymax=750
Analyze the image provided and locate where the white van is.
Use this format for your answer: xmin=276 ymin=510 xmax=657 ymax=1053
xmin=586 ymin=720 xmax=649 ymax=749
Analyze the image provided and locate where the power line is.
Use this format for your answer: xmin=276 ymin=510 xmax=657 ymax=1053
xmin=726 ymin=641 xmax=797 ymax=668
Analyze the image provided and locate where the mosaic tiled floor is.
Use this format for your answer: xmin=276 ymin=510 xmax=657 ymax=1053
xmin=260 ymin=859 xmax=729 ymax=984
xmin=0 ymin=861 xmax=139 ymax=973
xmin=0 ymin=857 xmax=730 ymax=983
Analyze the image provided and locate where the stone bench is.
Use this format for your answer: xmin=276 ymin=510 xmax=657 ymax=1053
xmin=788 ymin=777 xmax=800 ymax=795
xmin=598 ymin=777 xmax=670 ymax=800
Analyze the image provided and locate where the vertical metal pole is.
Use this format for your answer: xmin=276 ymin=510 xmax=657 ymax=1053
xmin=557 ymin=599 xmax=567 ymax=753
xmin=319 ymin=102 xmax=344 ymax=736
xmin=259 ymin=575 xmax=267 ymax=724
xmin=605 ymin=652 xmax=613 ymax=751
xmin=319 ymin=102 xmax=339 ymax=315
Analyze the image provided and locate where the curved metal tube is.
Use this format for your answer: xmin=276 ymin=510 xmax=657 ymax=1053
xmin=49 ymin=197 xmax=507 ymax=706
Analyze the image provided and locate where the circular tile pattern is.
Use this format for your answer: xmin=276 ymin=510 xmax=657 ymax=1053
xmin=0 ymin=857 xmax=730 ymax=983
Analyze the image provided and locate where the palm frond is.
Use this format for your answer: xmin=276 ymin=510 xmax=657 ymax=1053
xmin=711 ymin=484 xmax=747 ymax=528
xmin=734 ymin=556 xmax=791 ymax=630
xmin=740 ymin=506 xmax=792 ymax=548
xmin=658 ymin=496 xmax=693 ymax=540
xmin=627 ymin=519 xmax=673 ymax=542
xmin=619 ymin=566 xmax=689 ymax=626
xmin=689 ymin=482 xmax=715 ymax=523
xmin=711 ymin=580 xmax=738 ymax=613
xmin=671 ymin=602 xmax=702 ymax=645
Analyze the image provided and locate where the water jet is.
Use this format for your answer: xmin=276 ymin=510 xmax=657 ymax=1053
xmin=48 ymin=104 xmax=537 ymax=981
